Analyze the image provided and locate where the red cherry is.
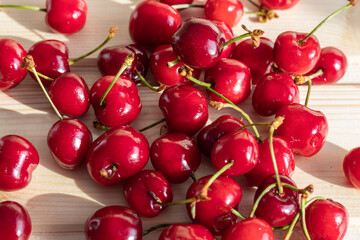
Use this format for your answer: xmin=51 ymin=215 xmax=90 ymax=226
xmin=150 ymin=132 xmax=201 ymax=183
xmin=48 ymin=119 xmax=92 ymax=170
xmin=305 ymin=199 xmax=348 ymax=240
xmin=0 ymin=135 xmax=39 ymax=191
xmin=159 ymin=85 xmax=208 ymax=136
xmin=275 ymin=103 xmax=328 ymax=157
xmin=259 ymin=0 xmax=300 ymax=10
xmin=45 ymin=0 xmax=87 ymax=34
xmin=204 ymin=58 xmax=251 ymax=105
xmin=124 ymin=170 xmax=173 ymax=218
xmin=160 ymin=0 xmax=193 ymax=6
xmin=86 ymin=125 xmax=149 ymax=186
xmin=85 ymin=206 xmax=142 ymax=240
xmin=0 ymin=201 xmax=32 ymax=240
xmin=0 ymin=39 xmax=28 ymax=90
xmin=129 ymin=1 xmax=181 ymax=46
xmin=204 ymin=0 xmax=244 ymax=27
xmin=343 ymin=147 xmax=360 ymax=189
xmin=274 ymin=31 xmax=321 ymax=75
xmin=159 ymin=224 xmax=215 ymax=240
xmin=252 ymin=72 xmax=300 ymax=116
xmin=212 ymin=21 xmax=235 ymax=59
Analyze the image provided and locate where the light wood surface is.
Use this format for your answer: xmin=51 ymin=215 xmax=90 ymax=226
xmin=1 ymin=0 xmax=360 ymax=239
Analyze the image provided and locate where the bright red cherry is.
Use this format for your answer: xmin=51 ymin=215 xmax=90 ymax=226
xmin=48 ymin=119 xmax=92 ymax=170
xmin=85 ymin=206 xmax=142 ymax=240
xmin=205 ymin=0 xmax=244 ymax=27
xmin=0 ymin=201 xmax=32 ymax=240
xmin=212 ymin=21 xmax=235 ymax=59
xmin=343 ymin=147 xmax=360 ymax=189
xmin=160 ymin=0 xmax=193 ymax=6
xmin=159 ymin=224 xmax=215 ymax=240
xmin=0 ymin=135 xmax=39 ymax=191
xmin=259 ymin=0 xmax=300 ymax=10
xmin=0 ymin=39 xmax=28 ymax=90
xmin=129 ymin=1 xmax=181 ymax=46
xmin=305 ymin=199 xmax=348 ymax=240
xmin=124 ymin=170 xmax=173 ymax=218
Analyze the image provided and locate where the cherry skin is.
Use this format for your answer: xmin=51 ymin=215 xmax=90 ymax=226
xmin=159 ymin=224 xmax=215 ymax=240
xmin=221 ymin=217 xmax=274 ymax=240
xmin=231 ymin=37 xmax=274 ymax=85
xmin=123 ymin=170 xmax=173 ymax=218
xmin=86 ymin=125 xmax=149 ymax=186
xmin=204 ymin=58 xmax=251 ymax=105
xmin=197 ymin=115 xmax=244 ymax=157
xmin=172 ymin=17 xmax=226 ymax=69
xmin=252 ymin=72 xmax=300 ymax=116
xmin=150 ymin=132 xmax=201 ymax=183
xmin=274 ymin=31 xmax=321 ymax=75
xmin=129 ymin=1 xmax=181 ymax=46
xmin=0 ymin=201 xmax=32 ymax=240
xmin=305 ymin=199 xmax=348 ymax=240
xmin=275 ymin=103 xmax=328 ymax=157
xmin=186 ymin=175 xmax=242 ymax=235
xmin=212 ymin=21 xmax=235 ymax=59
xmin=45 ymin=0 xmax=87 ymax=34
xmin=85 ymin=206 xmax=142 ymax=240
xmin=48 ymin=72 xmax=90 ymax=118
xmin=0 ymin=135 xmax=39 ymax=191
xmin=47 ymin=119 xmax=92 ymax=170
xmin=245 ymin=136 xmax=295 ymax=187
xmin=343 ymin=147 xmax=360 ymax=189
xmin=159 ymin=85 xmax=208 ymax=136
xmin=259 ymin=0 xmax=300 ymax=10
xmin=205 ymin=0 xmax=244 ymax=27
xmin=97 ymin=44 xmax=148 ymax=84
xmin=0 ymin=39 xmax=28 ymax=90
xmin=160 ymin=0 xmax=193 ymax=6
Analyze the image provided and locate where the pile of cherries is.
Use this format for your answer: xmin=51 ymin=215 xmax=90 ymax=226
xmin=0 ymin=0 xmax=358 ymax=239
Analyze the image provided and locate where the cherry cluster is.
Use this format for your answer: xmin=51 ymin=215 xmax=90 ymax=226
xmin=0 ymin=0 xmax=358 ymax=239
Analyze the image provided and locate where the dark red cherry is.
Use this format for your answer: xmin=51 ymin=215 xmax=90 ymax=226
xmin=275 ymin=103 xmax=328 ymax=157
xmin=150 ymin=132 xmax=201 ymax=183
xmin=0 ymin=201 xmax=32 ymax=240
xmin=85 ymin=206 xmax=142 ymax=240
xmin=159 ymin=85 xmax=208 ymax=136
xmin=159 ymin=224 xmax=215 ymax=240
xmin=305 ymin=199 xmax=348 ymax=240
xmin=0 ymin=135 xmax=39 ymax=191
xmin=204 ymin=58 xmax=251 ymax=105
xmin=254 ymin=174 xmax=299 ymax=227
xmin=231 ymin=37 xmax=274 ymax=85
xmin=221 ymin=217 xmax=274 ymax=240
xmin=205 ymin=0 xmax=244 ymax=27
xmin=160 ymin=0 xmax=193 ymax=6
xmin=274 ymin=31 xmax=321 ymax=75
xmin=129 ymin=1 xmax=181 ymax=46
xmin=86 ymin=125 xmax=149 ymax=186
xmin=212 ymin=21 xmax=235 ymax=59
xmin=124 ymin=170 xmax=173 ymax=218
xmin=0 ymin=39 xmax=28 ymax=90
xmin=343 ymin=147 xmax=360 ymax=189
xmin=45 ymin=0 xmax=87 ymax=34
xmin=172 ymin=17 xmax=226 ymax=69
xmin=252 ymin=72 xmax=300 ymax=116
xmin=245 ymin=136 xmax=295 ymax=187
xmin=259 ymin=0 xmax=300 ymax=10
xmin=186 ymin=175 xmax=242 ymax=235
xmin=48 ymin=119 xmax=92 ymax=170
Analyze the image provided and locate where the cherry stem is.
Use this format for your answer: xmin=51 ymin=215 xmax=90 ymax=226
xmin=27 ymin=68 xmax=54 ymax=82
xmin=190 ymin=172 xmax=197 ymax=182
xmin=230 ymin=208 xmax=247 ymax=220
xmin=247 ymin=0 xmax=262 ymax=9
xmin=244 ymin=11 xmax=266 ymax=15
xmin=139 ymin=118 xmax=166 ymax=132
xmin=99 ymin=164 xmax=118 ymax=180
xmin=301 ymin=196 xmax=311 ymax=240
xmin=142 ymin=224 xmax=171 ymax=236
xmin=304 ymin=78 xmax=312 ymax=107
xmin=93 ymin=121 xmax=109 ymax=131
xmin=0 ymin=5 xmax=47 ymax=12
xmin=171 ymin=4 xmax=204 ymax=9
xmin=69 ymin=26 xmax=118 ymax=65
xmin=221 ymin=33 xmax=251 ymax=49
xmin=161 ymin=197 xmax=196 ymax=206
xmin=237 ymin=122 xmax=270 ymax=131
xmin=99 ymin=53 xmax=135 ymax=107
xmin=166 ymin=58 xmax=180 ymax=68
xmin=135 ymin=69 xmax=165 ymax=92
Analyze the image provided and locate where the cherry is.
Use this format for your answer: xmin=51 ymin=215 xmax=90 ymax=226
xmin=343 ymin=147 xmax=360 ymax=189
xmin=252 ymin=72 xmax=300 ymax=116
xmin=231 ymin=37 xmax=274 ymax=85
xmin=0 ymin=39 xmax=28 ymax=90
xmin=221 ymin=217 xmax=274 ymax=240
xmin=212 ymin=21 xmax=235 ymax=59
xmin=275 ymin=103 xmax=328 ymax=157
xmin=259 ymin=0 xmax=300 ymax=10
xmin=85 ymin=206 xmax=142 ymax=240
xmin=124 ymin=170 xmax=173 ymax=218
xmin=150 ymin=132 xmax=201 ymax=183
xmin=0 ymin=135 xmax=39 ymax=191
xmin=86 ymin=125 xmax=149 ymax=186
xmin=159 ymin=224 xmax=215 ymax=240
xmin=159 ymin=85 xmax=208 ymax=136
xmin=129 ymin=1 xmax=181 ymax=46
xmin=160 ymin=0 xmax=193 ymax=5
xmin=0 ymin=201 xmax=32 ymax=240
xmin=204 ymin=0 xmax=244 ymax=27
xmin=305 ymin=199 xmax=348 ymax=240
xmin=204 ymin=58 xmax=251 ymax=105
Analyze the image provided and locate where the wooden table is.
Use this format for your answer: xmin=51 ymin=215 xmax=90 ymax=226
xmin=1 ymin=0 xmax=360 ymax=239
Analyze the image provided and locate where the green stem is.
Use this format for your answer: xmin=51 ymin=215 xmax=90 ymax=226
xmin=0 ymin=5 xmax=46 ymax=12
xmin=283 ymin=212 xmax=301 ymax=240
xmin=161 ymin=198 xmax=196 ymax=206
xmin=190 ymin=172 xmax=197 ymax=182
xmin=27 ymin=68 xmax=54 ymax=82
xmin=221 ymin=33 xmax=251 ymax=49
xmin=231 ymin=209 xmax=247 ymax=220
xmin=135 ymin=69 xmax=163 ymax=92
xmin=166 ymin=58 xmax=180 ymax=68
xmin=93 ymin=121 xmax=109 ymax=131
xmin=171 ymin=4 xmax=204 ymax=9
xmin=269 ymin=126 xmax=283 ymax=195
xmin=305 ymin=78 xmax=312 ymax=107
xmin=301 ymin=197 xmax=311 ymax=240
xmin=245 ymin=11 xmax=266 ymax=15
xmin=247 ymin=0 xmax=262 ymax=9
xmin=237 ymin=122 xmax=270 ymax=131
xmin=142 ymin=224 xmax=171 ymax=236
xmin=139 ymin=118 xmax=166 ymax=132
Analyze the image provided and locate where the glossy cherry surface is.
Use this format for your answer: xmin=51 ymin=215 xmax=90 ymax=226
xmin=86 ymin=125 xmax=149 ymax=186
xmin=259 ymin=0 xmax=300 ymax=10
xmin=85 ymin=206 xmax=142 ymax=240
xmin=0 ymin=135 xmax=39 ymax=191
xmin=160 ymin=0 xmax=193 ymax=5
xmin=343 ymin=147 xmax=360 ymax=189
xmin=205 ymin=0 xmax=244 ymax=27
xmin=0 ymin=39 xmax=28 ymax=90
xmin=0 ymin=201 xmax=32 ymax=240
xmin=212 ymin=21 xmax=234 ymax=59
xmin=159 ymin=85 xmax=208 ymax=136
xmin=159 ymin=224 xmax=215 ymax=240
xmin=48 ymin=119 xmax=92 ymax=170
